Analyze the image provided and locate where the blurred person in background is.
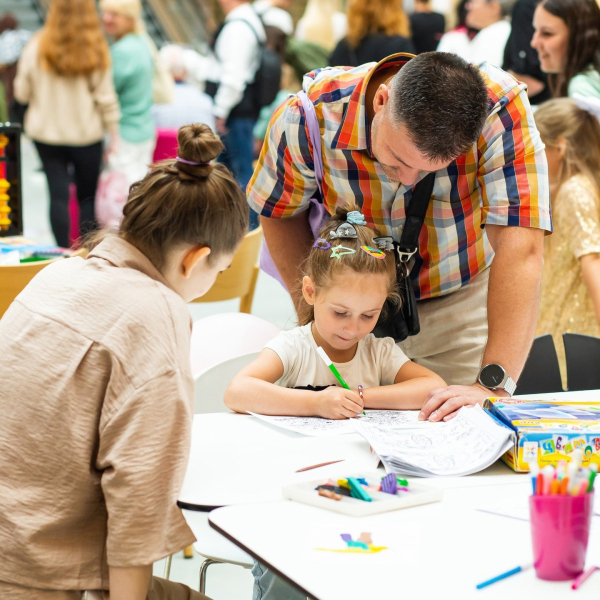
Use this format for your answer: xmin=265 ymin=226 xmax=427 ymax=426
xmin=0 ymin=13 xmax=31 ymax=122
xmin=535 ymin=97 xmax=600 ymax=383
xmin=410 ymin=0 xmax=446 ymax=54
xmin=253 ymin=0 xmax=294 ymax=36
xmin=330 ymin=0 xmax=414 ymax=67
xmin=14 ymin=0 xmax=119 ymax=248
xmin=531 ymin=0 xmax=600 ymax=99
xmin=206 ymin=0 xmax=267 ymax=230
xmin=152 ymin=45 xmax=215 ymax=131
xmin=100 ymin=0 xmax=155 ymax=187
xmin=503 ymin=0 xmax=550 ymax=104
xmin=295 ymin=0 xmax=348 ymax=53
xmin=437 ymin=0 xmax=514 ymax=67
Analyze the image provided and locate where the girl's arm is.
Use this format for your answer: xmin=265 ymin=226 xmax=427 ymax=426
xmin=109 ymin=565 xmax=152 ymax=600
xmin=581 ymin=253 xmax=600 ymax=326
xmin=224 ymin=348 xmax=363 ymax=419
xmin=360 ymin=361 xmax=446 ymax=410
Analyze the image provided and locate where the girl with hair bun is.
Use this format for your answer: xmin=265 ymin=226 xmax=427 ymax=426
xmin=225 ymin=204 xmax=445 ymax=419
xmin=0 ymin=124 xmax=247 ymax=599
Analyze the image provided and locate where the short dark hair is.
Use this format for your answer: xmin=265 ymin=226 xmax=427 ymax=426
xmin=389 ymin=52 xmax=489 ymax=162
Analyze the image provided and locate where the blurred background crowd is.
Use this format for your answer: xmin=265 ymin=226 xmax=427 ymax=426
xmin=3 ymin=0 xmax=600 ymax=384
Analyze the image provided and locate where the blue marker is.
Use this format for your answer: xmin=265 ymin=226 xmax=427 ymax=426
xmin=476 ymin=564 xmax=532 ymax=590
xmin=529 ymin=463 xmax=540 ymax=496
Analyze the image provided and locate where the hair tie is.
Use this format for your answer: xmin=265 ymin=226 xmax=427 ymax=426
xmin=346 ymin=211 xmax=367 ymax=226
xmin=176 ymin=156 xmax=210 ymax=166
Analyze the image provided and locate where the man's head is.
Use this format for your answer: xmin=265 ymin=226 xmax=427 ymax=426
xmin=160 ymin=44 xmax=187 ymax=82
xmin=370 ymin=52 xmax=489 ymax=185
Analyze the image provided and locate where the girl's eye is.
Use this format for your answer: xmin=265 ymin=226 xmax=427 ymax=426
xmin=362 ymin=315 xmax=375 ymax=320
xmin=334 ymin=311 xmax=347 ymax=317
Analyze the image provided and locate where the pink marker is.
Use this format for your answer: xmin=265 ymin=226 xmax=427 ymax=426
xmin=578 ymin=479 xmax=589 ymax=496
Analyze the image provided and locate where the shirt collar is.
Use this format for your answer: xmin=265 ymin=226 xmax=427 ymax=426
xmin=88 ymin=236 xmax=177 ymax=294
xmin=332 ymin=53 xmax=414 ymax=156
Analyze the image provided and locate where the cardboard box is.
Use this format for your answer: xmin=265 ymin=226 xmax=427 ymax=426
xmin=484 ymin=398 xmax=600 ymax=472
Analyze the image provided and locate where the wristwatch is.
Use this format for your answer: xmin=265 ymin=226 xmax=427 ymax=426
xmin=477 ymin=364 xmax=517 ymax=396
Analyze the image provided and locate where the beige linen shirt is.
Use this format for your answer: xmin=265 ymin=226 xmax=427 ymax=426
xmin=0 ymin=237 xmax=195 ymax=591
xmin=14 ymin=35 xmax=120 ymax=145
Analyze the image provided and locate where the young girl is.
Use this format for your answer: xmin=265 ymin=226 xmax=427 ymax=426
xmin=0 ymin=124 xmax=248 ymax=600
xmin=225 ymin=206 xmax=446 ymax=418
xmin=535 ymin=98 xmax=600 ymax=384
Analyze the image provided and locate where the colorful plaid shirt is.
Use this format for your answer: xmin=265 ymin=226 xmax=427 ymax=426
xmin=248 ymin=54 xmax=551 ymax=300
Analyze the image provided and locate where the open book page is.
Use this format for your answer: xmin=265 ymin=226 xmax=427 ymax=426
xmin=352 ymin=405 xmax=514 ymax=477
xmin=248 ymin=410 xmax=420 ymax=437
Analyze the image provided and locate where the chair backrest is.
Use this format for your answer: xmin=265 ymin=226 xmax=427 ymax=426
xmin=515 ymin=334 xmax=563 ymax=395
xmin=190 ymin=226 xmax=263 ymax=311
xmin=189 ymin=312 xmax=281 ymax=377
xmin=0 ymin=259 xmax=60 ymax=318
xmin=194 ymin=351 xmax=259 ymax=413
xmin=563 ymin=333 xmax=600 ymax=391
xmin=153 ymin=128 xmax=179 ymax=162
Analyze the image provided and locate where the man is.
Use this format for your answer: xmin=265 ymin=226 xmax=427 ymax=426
xmin=253 ymin=0 xmax=294 ymax=36
xmin=249 ymin=52 xmax=551 ymax=424
xmin=152 ymin=45 xmax=215 ymax=132
xmin=206 ymin=0 xmax=266 ymax=227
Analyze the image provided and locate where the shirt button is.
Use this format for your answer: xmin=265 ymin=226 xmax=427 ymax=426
xmin=519 ymin=51 xmax=526 ymax=59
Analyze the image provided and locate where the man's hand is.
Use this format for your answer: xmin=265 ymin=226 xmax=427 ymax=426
xmin=215 ymin=117 xmax=228 ymax=136
xmin=314 ymin=387 xmax=364 ymax=420
xmin=418 ymin=383 xmax=508 ymax=422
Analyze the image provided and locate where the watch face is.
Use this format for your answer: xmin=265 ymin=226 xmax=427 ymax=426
xmin=480 ymin=364 xmax=505 ymax=388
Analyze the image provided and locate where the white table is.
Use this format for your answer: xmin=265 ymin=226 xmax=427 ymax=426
xmin=177 ymin=413 xmax=524 ymax=510
xmin=209 ymin=482 xmax=600 ymax=599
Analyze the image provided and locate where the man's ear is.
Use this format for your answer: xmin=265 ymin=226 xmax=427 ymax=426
xmin=373 ymin=83 xmax=390 ymax=114
xmin=182 ymin=246 xmax=211 ymax=278
xmin=302 ymin=275 xmax=316 ymax=305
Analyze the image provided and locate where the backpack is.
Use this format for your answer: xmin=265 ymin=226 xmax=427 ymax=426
xmin=208 ymin=14 xmax=282 ymax=114
xmin=285 ymin=38 xmax=330 ymax=83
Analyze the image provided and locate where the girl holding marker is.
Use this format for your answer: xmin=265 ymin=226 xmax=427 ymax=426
xmin=225 ymin=205 xmax=445 ymax=419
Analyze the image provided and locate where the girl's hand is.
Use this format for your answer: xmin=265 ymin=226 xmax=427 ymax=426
xmin=315 ymin=387 xmax=364 ymax=420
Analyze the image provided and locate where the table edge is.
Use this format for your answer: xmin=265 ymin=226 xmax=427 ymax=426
xmin=208 ymin=510 xmax=316 ymax=600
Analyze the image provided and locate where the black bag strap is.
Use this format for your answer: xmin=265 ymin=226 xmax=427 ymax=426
xmin=396 ymin=172 xmax=436 ymax=266
xmin=211 ymin=15 xmax=265 ymax=51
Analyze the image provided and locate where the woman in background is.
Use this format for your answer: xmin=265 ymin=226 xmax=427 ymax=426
xmin=14 ymin=0 xmax=119 ymax=247
xmin=531 ymin=0 xmax=600 ymax=98
xmin=295 ymin=0 xmax=347 ymax=53
xmin=100 ymin=0 xmax=155 ymax=187
xmin=330 ymin=0 xmax=414 ymax=66
xmin=535 ymin=97 xmax=600 ymax=384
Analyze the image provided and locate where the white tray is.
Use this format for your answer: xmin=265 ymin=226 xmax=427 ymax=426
xmin=282 ymin=471 xmax=443 ymax=517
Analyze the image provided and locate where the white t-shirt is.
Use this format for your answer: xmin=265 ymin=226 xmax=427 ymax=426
xmin=265 ymin=323 xmax=410 ymax=389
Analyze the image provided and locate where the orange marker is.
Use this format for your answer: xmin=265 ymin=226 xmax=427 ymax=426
xmin=560 ymin=477 xmax=570 ymax=495
xmin=550 ymin=479 xmax=560 ymax=495
xmin=536 ymin=473 xmax=544 ymax=495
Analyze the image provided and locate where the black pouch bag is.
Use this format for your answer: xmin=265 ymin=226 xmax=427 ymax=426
xmin=372 ymin=173 xmax=436 ymax=343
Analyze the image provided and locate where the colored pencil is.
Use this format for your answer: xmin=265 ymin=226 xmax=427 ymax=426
xmin=572 ymin=566 xmax=599 ymax=590
xmin=476 ymin=564 xmax=531 ymax=589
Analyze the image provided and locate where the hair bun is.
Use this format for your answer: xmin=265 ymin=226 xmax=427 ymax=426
xmin=175 ymin=123 xmax=224 ymax=178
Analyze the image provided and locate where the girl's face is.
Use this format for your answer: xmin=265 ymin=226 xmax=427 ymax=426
xmin=531 ymin=5 xmax=569 ymax=74
xmin=304 ymin=270 xmax=390 ymax=358
xmin=465 ymin=0 xmax=501 ymax=32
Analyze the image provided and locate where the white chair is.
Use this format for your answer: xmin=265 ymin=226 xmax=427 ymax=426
xmin=189 ymin=312 xmax=281 ymax=378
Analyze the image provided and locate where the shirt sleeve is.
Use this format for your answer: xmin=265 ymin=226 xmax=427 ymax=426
xmin=568 ymin=72 xmax=600 ymax=98
xmin=213 ymin=21 xmax=260 ymax=119
xmin=477 ymin=81 xmax=552 ymax=232
xmin=247 ymin=94 xmax=318 ymax=217
xmin=97 ymin=370 xmax=195 ymax=567
xmin=377 ymin=337 xmax=410 ymax=386
xmin=13 ymin=37 xmax=35 ymax=104
xmin=560 ymin=178 xmax=600 ymax=259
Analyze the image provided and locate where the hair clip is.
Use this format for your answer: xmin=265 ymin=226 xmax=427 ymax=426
xmin=330 ymin=245 xmax=356 ymax=260
xmin=176 ymin=156 xmax=210 ymax=166
xmin=313 ymin=238 xmax=331 ymax=250
xmin=346 ymin=211 xmax=367 ymax=226
xmin=361 ymin=246 xmax=386 ymax=259
xmin=330 ymin=222 xmax=358 ymax=240
xmin=372 ymin=236 xmax=394 ymax=251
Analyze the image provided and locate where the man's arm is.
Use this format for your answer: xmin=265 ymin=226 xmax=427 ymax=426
xmin=109 ymin=565 xmax=152 ymax=600
xmin=260 ymin=211 xmax=313 ymax=312
xmin=419 ymin=224 xmax=544 ymax=421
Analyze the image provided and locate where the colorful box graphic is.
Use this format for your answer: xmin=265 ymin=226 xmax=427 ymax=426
xmin=484 ymin=398 xmax=600 ymax=472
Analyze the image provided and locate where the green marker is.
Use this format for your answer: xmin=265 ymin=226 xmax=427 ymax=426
xmin=589 ymin=463 xmax=598 ymax=492
xmin=316 ymin=346 xmax=366 ymax=415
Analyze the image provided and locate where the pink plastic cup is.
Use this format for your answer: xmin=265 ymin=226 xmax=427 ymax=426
xmin=529 ymin=492 xmax=594 ymax=581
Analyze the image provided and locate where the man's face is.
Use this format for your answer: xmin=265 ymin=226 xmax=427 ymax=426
xmin=370 ymin=88 xmax=454 ymax=186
